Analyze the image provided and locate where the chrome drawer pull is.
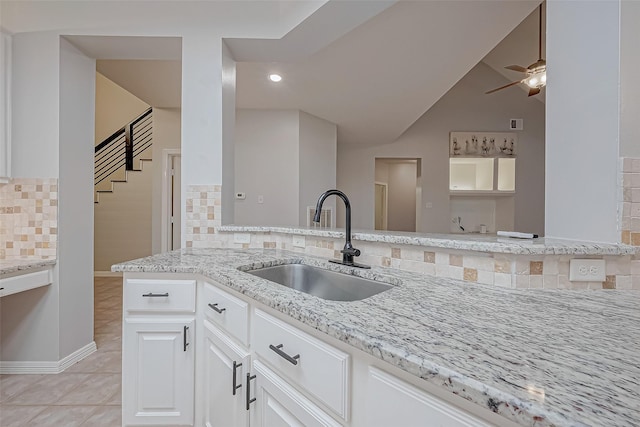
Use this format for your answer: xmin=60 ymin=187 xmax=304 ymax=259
xmin=208 ymin=303 xmax=226 ymax=314
xmin=269 ymin=344 xmax=300 ymax=365
xmin=142 ymin=292 xmax=169 ymax=297
xmin=232 ymin=361 xmax=242 ymax=395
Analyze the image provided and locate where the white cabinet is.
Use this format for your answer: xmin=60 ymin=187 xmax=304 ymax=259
xmin=122 ymin=278 xmax=196 ymax=426
xmin=121 ymin=274 xmax=509 ymax=427
xmin=251 ymin=360 xmax=342 ymax=427
xmin=203 ymin=320 xmax=250 ymax=427
xmin=252 ymin=309 xmax=349 ymax=421
xmin=363 ymin=367 xmax=490 ymax=427
xmin=0 ymin=30 xmax=11 ymax=182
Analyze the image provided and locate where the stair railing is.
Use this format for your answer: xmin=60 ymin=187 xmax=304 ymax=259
xmin=95 ymin=108 xmax=153 ymax=186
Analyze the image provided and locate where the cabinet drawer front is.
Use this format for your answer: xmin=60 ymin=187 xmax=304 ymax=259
xmin=252 ymin=309 xmax=349 ymax=420
xmin=125 ymin=279 xmax=196 ymax=313
xmin=0 ymin=268 xmax=52 ymax=297
xmin=203 ymin=282 xmax=249 ymax=346
xmin=365 ymin=367 xmax=490 ymax=427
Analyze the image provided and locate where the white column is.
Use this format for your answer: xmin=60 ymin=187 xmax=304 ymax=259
xmin=545 ymin=0 xmax=620 ymax=242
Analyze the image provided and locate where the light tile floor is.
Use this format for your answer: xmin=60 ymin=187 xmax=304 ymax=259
xmin=0 ymin=276 xmax=123 ymax=426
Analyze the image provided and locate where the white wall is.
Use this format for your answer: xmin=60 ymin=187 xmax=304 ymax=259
xmin=337 ymin=62 xmax=545 ymax=235
xmin=10 ymin=32 xmax=59 ymax=178
xmin=235 ymin=109 xmax=299 ymax=226
xmin=620 ymin=0 xmax=640 ymax=158
xmin=1 ymin=32 xmax=61 ymax=362
xmin=95 ymin=72 xmax=149 ymax=144
xmin=235 ymin=109 xmax=337 ymax=227
xmin=298 ymin=111 xmax=337 ymax=226
xmin=151 ymin=108 xmax=181 ymax=254
xmin=58 ymin=37 xmax=95 ymax=358
xmin=94 ymin=163 xmax=152 ymax=271
xmin=545 ymin=1 xmax=620 ymax=242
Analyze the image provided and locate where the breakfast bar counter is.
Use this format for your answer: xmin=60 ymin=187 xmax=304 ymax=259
xmin=114 ymin=248 xmax=640 ymax=427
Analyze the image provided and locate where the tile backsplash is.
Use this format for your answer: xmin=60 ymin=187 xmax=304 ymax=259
xmin=185 ymin=185 xmax=222 ymax=248
xmin=620 ymin=158 xmax=640 ymax=289
xmin=0 ymin=178 xmax=58 ymax=259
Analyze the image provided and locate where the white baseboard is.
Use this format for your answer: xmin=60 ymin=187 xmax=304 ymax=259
xmin=94 ymin=271 xmax=123 ymax=277
xmin=0 ymin=341 xmax=97 ymax=374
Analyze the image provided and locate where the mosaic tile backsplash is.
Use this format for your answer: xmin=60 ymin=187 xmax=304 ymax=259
xmin=185 ymin=185 xmax=222 ymax=248
xmin=0 ymin=178 xmax=58 ymax=259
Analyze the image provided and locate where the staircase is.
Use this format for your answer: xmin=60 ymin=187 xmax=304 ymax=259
xmin=95 ymin=108 xmax=153 ymax=203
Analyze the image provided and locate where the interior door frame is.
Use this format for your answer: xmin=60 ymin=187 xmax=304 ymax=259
xmin=374 ymin=181 xmax=388 ymax=231
xmin=161 ymin=148 xmax=181 ymax=253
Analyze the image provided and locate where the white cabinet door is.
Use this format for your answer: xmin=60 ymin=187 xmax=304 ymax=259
xmin=203 ymin=320 xmax=250 ymax=427
xmin=364 ymin=366 xmax=490 ymax=427
xmin=123 ymin=318 xmax=195 ymax=426
xmin=251 ymin=360 xmax=341 ymax=427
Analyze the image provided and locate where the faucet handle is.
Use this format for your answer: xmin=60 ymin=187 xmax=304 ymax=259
xmin=341 ymin=247 xmax=361 ymax=257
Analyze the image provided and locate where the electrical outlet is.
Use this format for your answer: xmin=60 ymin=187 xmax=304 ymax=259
xmin=569 ymin=259 xmax=606 ymax=282
xmin=233 ymin=233 xmax=251 ymax=244
xmin=292 ymin=235 xmax=306 ymax=248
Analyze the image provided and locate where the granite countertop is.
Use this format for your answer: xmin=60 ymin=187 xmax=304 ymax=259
xmin=217 ymin=225 xmax=638 ymax=255
xmin=113 ymin=248 xmax=640 ymax=427
xmin=0 ymin=258 xmax=56 ymax=275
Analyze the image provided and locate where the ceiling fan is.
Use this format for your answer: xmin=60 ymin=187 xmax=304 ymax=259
xmin=486 ymin=3 xmax=546 ymax=97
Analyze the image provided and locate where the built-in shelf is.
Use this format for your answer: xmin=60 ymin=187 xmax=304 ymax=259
xmin=450 ymin=191 xmax=515 ymax=197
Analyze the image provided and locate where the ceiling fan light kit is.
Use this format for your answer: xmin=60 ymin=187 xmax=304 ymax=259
xmin=486 ymin=3 xmax=546 ymax=97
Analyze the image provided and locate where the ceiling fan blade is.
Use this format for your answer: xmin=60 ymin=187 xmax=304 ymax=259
xmin=485 ymin=80 xmax=523 ymax=94
xmin=505 ymin=65 xmax=529 ymax=73
xmin=528 ymin=87 xmax=541 ymax=97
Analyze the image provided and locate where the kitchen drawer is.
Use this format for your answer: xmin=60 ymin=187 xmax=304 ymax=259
xmin=0 ymin=268 xmax=52 ymax=298
xmin=252 ymin=309 xmax=350 ymax=420
xmin=202 ymin=281 xmax=249 ymax=346
xmin=125 ymin=279 xmax=196 ymax=313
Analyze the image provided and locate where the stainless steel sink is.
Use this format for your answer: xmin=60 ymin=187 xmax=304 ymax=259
xmin=246 ymin=264 xmax=392 ymax=301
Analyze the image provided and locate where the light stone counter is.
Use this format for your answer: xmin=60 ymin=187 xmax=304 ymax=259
xmin=217 ymin=225 xmax=638 ymax=256
xmin=0 ymin=258 xmax=56 ymax=275
xmin=114 ymin=248 xmax=640 ymax=427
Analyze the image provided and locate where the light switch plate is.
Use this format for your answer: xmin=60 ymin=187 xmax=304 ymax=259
xmin=234 ymin=233 xmax=251 ymax=244
xmin=569 ymin=259 xmax=605 ymax=282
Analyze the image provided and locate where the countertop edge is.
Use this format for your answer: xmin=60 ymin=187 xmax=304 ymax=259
xmin=216 ymin=225 xmax=638 ymax=256
xmin=0 ymin=259 xmax=57 ymax=276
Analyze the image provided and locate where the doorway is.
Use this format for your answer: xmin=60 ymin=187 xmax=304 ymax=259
xmin=374 ymin=158 xmax=421 ymax=232
xmin=374 ymin=182 xmax=388 ymax=230
xmin=162 ymin=149 xmax=182 ymax=251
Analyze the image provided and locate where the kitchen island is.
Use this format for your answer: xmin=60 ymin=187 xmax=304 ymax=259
xmin=114 ymin=248 xmax=640 ymax=427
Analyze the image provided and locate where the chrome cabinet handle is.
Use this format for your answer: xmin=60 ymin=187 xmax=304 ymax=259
xmin=183 ymin=326 xmax=189 ymax=352
xmin=142 ymin=292 xmax=169 ymax=297
xmin=269 ymin=344 xmax=300 ymax=365
xmin=246 ymin=373 xmax=256 ymax=410
xmin=232 ymin=361 xmax=242 ymax=395
xmin=208 ymin=303 xmax=226 ymax=314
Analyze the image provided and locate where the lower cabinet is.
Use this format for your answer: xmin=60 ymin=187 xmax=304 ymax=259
xmin=122 ymin=274 xmax=507 ymax=427
xmin=251 ymin=360 xmax=342 ymax=427
xmin=363 ymin=367 xmax=490 ymax=427
xmin=203 ymin=320 xmax=250 ymax=427
xmin=122 ymin=318 xmax=195 ymax=426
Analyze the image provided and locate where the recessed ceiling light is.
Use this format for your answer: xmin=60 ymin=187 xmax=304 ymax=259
xmin=269 ymin=74 xmax=282 ymax=83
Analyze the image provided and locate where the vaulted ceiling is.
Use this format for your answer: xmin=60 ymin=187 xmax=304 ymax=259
xmin=76 ymin=1 xmax=544 ymax=146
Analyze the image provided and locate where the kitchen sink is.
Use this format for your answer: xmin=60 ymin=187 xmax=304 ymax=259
xmin=245 ymin=263 xmax=392 ymax=301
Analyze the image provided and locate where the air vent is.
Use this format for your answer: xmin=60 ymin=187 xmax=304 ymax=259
xmin=307 ymin=206 xmax=333 ymax=228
